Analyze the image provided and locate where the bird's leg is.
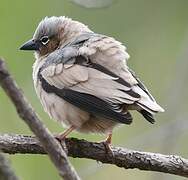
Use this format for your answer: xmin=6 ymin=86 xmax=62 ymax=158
xmin=101 ymin=132 xmax=114 ymax=156
xmin=56 ymin=125 xmax=75 ymax=142
xmin=55 ymin=126 xmax=75 ymax=154
xmin=105 ymin=133 xmax=113 ymax=144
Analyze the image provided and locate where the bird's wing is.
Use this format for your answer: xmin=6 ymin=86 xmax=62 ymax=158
xmin=128 ymin=68 xmax=155 ymax=102
xmin=39 ymin=33 xmax=164 ymax=125
xmin=38 ymin=47 xmax=140 ymax=124
xmin=76 ymin=33 xmax=164 ymax=114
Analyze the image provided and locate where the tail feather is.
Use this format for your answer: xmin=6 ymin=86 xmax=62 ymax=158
xmin=133 ymin=86 xmax=165 ymax=114
xmin=139 ymin=110 xmax=155 ymax=124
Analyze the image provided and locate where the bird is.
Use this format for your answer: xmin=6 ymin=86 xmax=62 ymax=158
xmin=20 ymin=16 xmax=164 ymax=148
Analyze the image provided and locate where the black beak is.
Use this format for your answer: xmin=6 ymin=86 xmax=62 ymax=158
xmin=20 ymin=39 xmax=40 ymax=51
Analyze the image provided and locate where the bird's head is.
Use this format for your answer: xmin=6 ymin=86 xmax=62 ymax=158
xmin=20 ymin=16 xmax=91 ymax=58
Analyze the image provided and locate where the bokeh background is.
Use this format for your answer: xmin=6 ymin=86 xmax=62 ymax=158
xmin=0 ymin=0 xmax=188 ymax=179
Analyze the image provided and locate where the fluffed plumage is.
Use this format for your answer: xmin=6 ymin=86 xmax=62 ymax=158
xmin=21 ymin=16 xmax=164 ymax=135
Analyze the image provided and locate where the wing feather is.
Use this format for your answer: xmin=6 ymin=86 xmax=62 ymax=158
xmin=38 ymin=33 xmax=164 ymax=125
xmin=38 ymin=52 xmax=140 ymax=124
xmin=39 ymin=72 xmax=133 ymax=124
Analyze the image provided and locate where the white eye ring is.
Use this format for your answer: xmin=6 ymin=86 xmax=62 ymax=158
xmin=40 ymin=36 xmax=49 ymax=45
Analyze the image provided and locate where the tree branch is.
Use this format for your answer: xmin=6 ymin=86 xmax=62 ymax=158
xmin=1 ymin=59 xmax=188 ymax=179
xmin=0 ymin=152 xmax=19 ymax=180
xmin=0 ymin=59 xmax=80 ymax=180
xmin=0 ymin=134 xmax=188 ymax=178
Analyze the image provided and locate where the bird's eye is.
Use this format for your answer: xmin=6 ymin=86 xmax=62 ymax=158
xmin=40 ymin=36 xmax=49 ymax=45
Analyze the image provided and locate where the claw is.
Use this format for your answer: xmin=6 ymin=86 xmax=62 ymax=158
xmin=54 ymin=126 xmax=75 ymax=154
xmin=100 ymin=133 xmax=114 ymax=157
xmin=55 ymin=125 xmax=75 ymax=142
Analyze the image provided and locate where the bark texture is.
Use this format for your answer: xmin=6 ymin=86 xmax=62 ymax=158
xmin=0 ymin=134 xmax=188 ymax=178
xmin=0 ymin=58 xmax=188 ymax=179
xmin=0 ymin=59 xmax=80 ymax=180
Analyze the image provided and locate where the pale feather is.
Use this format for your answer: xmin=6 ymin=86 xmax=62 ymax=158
xmin=78 ymin=35 xmax=164 ymax=113
xmin=32 ymin=17 xmax=164 ymax=134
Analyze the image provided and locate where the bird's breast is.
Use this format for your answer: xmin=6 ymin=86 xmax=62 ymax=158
xmin=32 ymin=61 xmax=90 ymax=128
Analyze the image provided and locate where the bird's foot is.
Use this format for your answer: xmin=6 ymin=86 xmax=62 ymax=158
xmin=55 ymin=134 xmax=67 ymax=142
xmin=55 ymin=135 xmax=68 ymax=154
xmin=101 ymin=141 xmax=114 ymax=157
xmin=100 ymin=133 xmax=114 ymax=157
xmin=55 ymin=125 xmax=75 ymax=141
xmin=54 ymin=126 xmax=75 ymax=154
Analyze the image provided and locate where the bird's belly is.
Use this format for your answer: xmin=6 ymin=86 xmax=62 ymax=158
xmin=35 ymin=83 xmax=90 ymax=128
xmin=79 ymin=116 xmax=119 ymax=134
xmin=35 ymin=83 xmax=119 ymax=134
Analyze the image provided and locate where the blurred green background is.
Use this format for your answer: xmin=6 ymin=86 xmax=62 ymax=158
xmin=1 ymin=0 xmax=188 ymax=179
